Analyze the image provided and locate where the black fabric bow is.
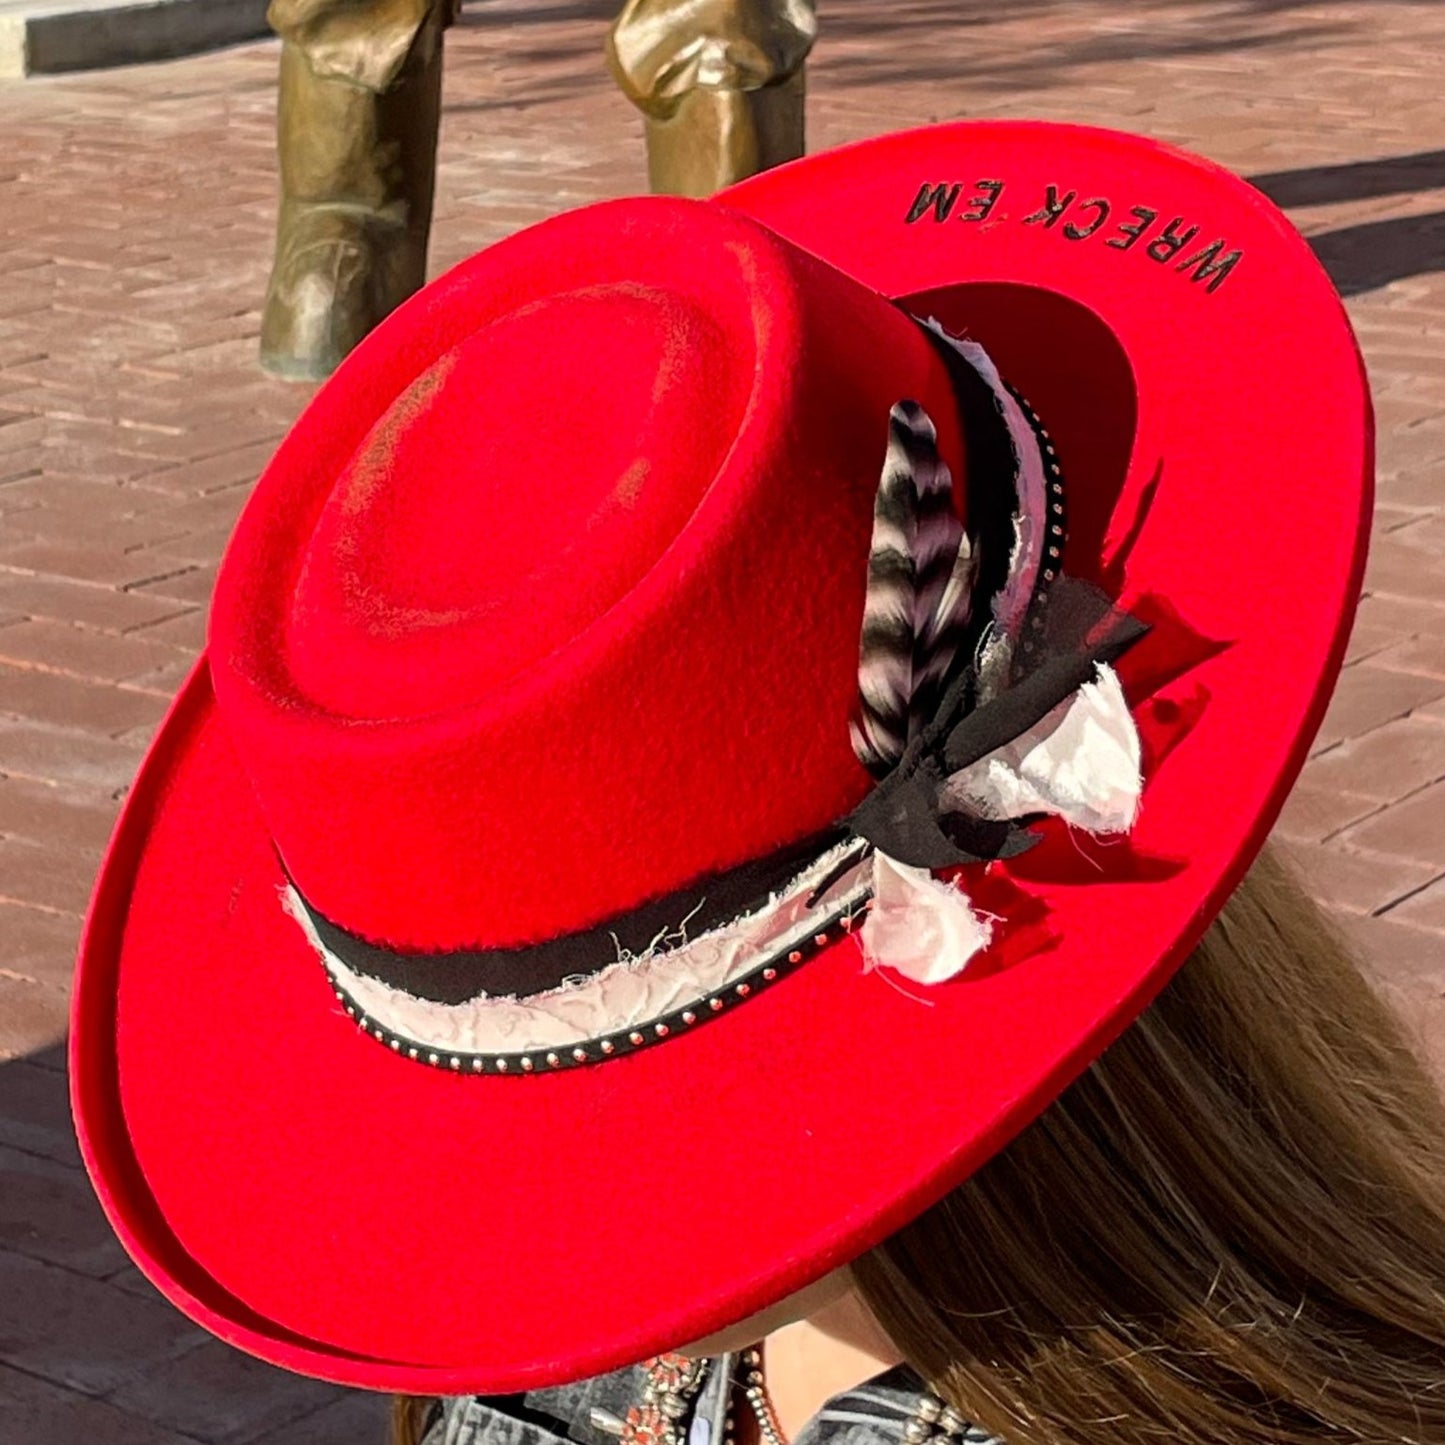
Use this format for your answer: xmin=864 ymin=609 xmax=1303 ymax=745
xmin=845 ymin=576 xmax=1150 ymax=869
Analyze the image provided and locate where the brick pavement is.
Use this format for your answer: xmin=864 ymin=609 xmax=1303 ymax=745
xmin=1 ymin=0 xmax=1443 ymax=1439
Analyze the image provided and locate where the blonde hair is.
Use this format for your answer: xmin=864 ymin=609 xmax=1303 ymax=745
xmin=395 ymin=846 xmax=1445 ymax=1444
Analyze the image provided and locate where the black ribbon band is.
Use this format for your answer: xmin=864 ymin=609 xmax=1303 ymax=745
xmin=918 ymin=321 xmax=1026 ymax=708
xmin=284 ymin=826 xmax=847 ymax=1005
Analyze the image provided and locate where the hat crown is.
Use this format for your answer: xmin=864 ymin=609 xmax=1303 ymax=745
xmin=287 ymin=284 xmax=753 ymax=719
xmin=211 ymin=197 xmax=967 ymax=950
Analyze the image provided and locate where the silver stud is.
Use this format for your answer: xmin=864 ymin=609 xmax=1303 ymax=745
xmin=372 ymin=1026 xmax=384 ymax=1039
xmin=390 ymin=1039 xmax=401 ymax=1051
xmin=572 ymin=1047 xmax=588 ymax=1063
xmin=547 ymin=1052 xmax=561 ymax=1067
xmin=788 ymin=949 xmax=803 ymax=963
xmin=1048 ymin=544 xmax=1061 ymax=558
xmin=629 ymin=1031 xmax=645 ymax=1046
xmin=813 ymin=932 xmax=829 ymax=946
xmin=408 ymin=1047 xmax=419 ymax=1060
xmin=682 ymin=1011 xmax=697 ymax=1025
xmin=428 ymin=1052 xmax=439 ymax=1066
xmin=735 ymin=983 xmax=751 ymax=997
xmin=493 ymin=1058 xmax=506 ymax=1072
xmin=345 ymin=1005 xmax=356 ymax=1017
xmin=654 ymin=1022 xmax=670 ymax=1037
xmin=521 ymin=1056 xmax=535 ymax=1072
xmin=904 ymin=1420 xmax=932 ymax=1444
xmin=762 ymin=967 xmax=777 ymax=980
xmin=449 ymin=1056 xmax=461 ymax=1070
xmin=709 ymin=998 xmax=724 ymax=1012
xmin=917 ymin=1398 xmax=944 ymax=1424
xmin=600 ymin=1040 xmax=615 ymax=1055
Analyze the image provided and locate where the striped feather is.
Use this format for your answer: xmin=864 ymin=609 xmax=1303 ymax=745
xmin=851 ymin=401 xmax=975 ymax=776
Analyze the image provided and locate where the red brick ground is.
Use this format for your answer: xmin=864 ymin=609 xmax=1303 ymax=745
xmin=2 ymin=1 xmax=1443 ymax=1439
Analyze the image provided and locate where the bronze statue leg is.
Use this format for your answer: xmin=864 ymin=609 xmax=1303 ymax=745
xmin=259 ymin=0 xmax=449 ymax=381
xmin=606 ymin=0 xmax=819 ymax=197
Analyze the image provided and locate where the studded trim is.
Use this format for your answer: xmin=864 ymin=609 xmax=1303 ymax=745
xmin=1006 ymin=380 xmax=1068 ymax=670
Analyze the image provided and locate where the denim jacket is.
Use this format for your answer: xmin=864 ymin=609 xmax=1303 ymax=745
xmin=420 ymin=1357 xmax=1003 ymax=1445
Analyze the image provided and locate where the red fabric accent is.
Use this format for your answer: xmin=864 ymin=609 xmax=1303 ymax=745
xmin=72 ymin=122 xmax=1372 ymax=1394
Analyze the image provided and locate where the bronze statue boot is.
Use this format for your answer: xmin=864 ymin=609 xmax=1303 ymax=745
xmin=259 ymin=29 xmax=443 ymax=381
xmin=607 ymin=0 xmax=817 ymax=198
xmin=642 ymin=70 xmax=805 ymax=197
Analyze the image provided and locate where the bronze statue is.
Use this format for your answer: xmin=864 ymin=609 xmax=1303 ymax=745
xmin=259 ymin=0 xmax=453 ymax=380
xmin=607 ymin=0 xmax=817 ymax=198
xmin=259 ymin=0 xmax=815 ymax=380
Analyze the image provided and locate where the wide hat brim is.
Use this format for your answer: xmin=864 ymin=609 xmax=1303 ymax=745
xmin=71 ymin=121 xmax=1370 ymax=1392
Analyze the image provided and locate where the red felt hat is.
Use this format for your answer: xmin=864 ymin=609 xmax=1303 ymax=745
xmin=71 ymin=121 xmax=1371 ymax=1394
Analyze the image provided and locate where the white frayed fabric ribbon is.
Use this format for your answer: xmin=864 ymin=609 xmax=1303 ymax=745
xmin=859 ymin=662 xmax=1142 ymax=985
xmin=942 ymin=662 xmax=1141 ymax=835
xmin=859 ymin=851 xmax=993 ymax=985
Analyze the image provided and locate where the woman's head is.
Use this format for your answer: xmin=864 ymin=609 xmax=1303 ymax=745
xmin=851 ymin=844 xmax=1445 ymax=1443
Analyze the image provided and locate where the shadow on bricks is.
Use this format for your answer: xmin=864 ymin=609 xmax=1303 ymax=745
xmin=1249 ymin=151 xmax=1445 ymax=296
xmin=0 ymin=1044 xmax=388 ymax=1445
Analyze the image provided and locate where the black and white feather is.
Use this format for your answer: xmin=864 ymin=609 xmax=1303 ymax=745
xmin=845 ymin=330 xmax=1149 ymax=992
xmin=850 ymin=401 xmax=976 ymax=777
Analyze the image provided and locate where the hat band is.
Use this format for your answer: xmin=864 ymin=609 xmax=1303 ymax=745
xmin=287 ymin=835 xmax=874 ymax=1073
